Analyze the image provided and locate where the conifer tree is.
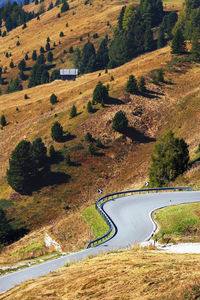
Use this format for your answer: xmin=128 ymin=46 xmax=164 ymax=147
xmin=46 ymin=42 xmax=50 ymax=51
xmin=149 ymin=130 xmax=189 ymax=187
xmin=50 ymin=93 xmax=58 ymax=105
xmin=138 ymin=76 xmax=146 ymax=92
xmin=144 ymin=26 xmax=154 ymax=52
xmin=51 ymin=121 xmax=63 ymax=142
xmin=87 ymin=101 xmax=93 ymax=113
xmin=32 ymin=50 xmax=37 ymax=61
xmin=157 ymin=26 xmax=165 ymax=49
xmin=112 ymin=110 xmax=128 ymax=133
xmin=7 ymin=140 xmax=37 ymax=194
xmin=32 ymin=138 xmax=47 ymax=169
xmin=171 ymin=28 xmax=186 ymax=55
xmin=93 ymin=81 xmax=108 ymax=104
xmin=47 ymin=51 xmax=53 ymax=62
xmin=96 ymin=38 xmax=109 ymax=70
xmin=126 ymin=75 xmax=138 ymax=94
xmin=190 ymin=30 xmax=200 ymax=62
xmin=1 ymin=114 xmax=6 ymax=127
xmin=70 ymin=105 xmax=77 ymax=118
xmin=61 ymin=1 xmax=69 ymax=13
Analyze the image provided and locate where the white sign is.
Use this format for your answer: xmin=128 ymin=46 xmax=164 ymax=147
xmin=98 ymin=189 xmax=103 ymax=194
xmin=145 ymin=181 xmax=149 ymax=187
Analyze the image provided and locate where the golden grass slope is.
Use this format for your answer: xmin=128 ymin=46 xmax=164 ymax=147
xmin=0 ymin=0 xmax=121 ymax=91
xmin=1 ymin=247 xmax=200 ymax=299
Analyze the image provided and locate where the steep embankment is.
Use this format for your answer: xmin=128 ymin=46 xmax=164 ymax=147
xmin=1 ymin=247 xmax=200 ymax=299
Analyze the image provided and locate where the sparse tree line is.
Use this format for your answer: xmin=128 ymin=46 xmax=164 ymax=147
xmin=0 ymin=0 xmax=70 ymax=36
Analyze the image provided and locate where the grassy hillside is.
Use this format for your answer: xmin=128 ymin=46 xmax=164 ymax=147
xmin=0 ymin=0 xmax=200 ymax=268
xmin=1 ymin=247 xmax=200 ymax=299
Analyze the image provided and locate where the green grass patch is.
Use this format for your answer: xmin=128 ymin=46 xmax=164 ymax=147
xmin=153 ymin=203 xmax=200 ymax=242
xmin=81 ymin=205 xmax=109 ymax=239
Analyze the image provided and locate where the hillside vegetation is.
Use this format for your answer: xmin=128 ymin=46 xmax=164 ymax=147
xmin=1 ymin=247 xmax=200 ymax=299
xmin=0 ymin=0 xmax=200 ymax=267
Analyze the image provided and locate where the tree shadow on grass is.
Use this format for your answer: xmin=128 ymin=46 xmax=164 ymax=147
xmin=62 ymin=133 xmax=76 ymax=142
xmin=106 ymin=97 xmax=124 ymax=105
xmin=68 ymin=161 xmax=82 ymax=167
xmin=33 ymin=171 xmax=71 ymax=190
xmin=124 ymin=127 xmax=156 ymax=143
xmin=140 ymin=89 xmax=164 ymax=99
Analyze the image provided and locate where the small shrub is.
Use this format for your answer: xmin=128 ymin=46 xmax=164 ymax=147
xmin=1 ymin=114 xmax=6 ymax=127
xmin=50 ymin=93 xmax=58 ymax=105
xmin=93 ymin=33 xmax=99 ymax=39
xmin=69 ymin=46 xmax=73 ymax=53
xmin=70 ymin=105 xmax=77 ymax=118
xmin=87 ymin=101 xmax=93 ymax=113
xmin=60 ymin=31 xmax=64 ymax=37
xmin=85 ymin=132 xmax=93 ymax=142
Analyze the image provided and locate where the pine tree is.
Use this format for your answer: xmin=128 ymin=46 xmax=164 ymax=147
xmin=7 ymin=140 xmax=37 ymax=194
xmin=49 ymin=145 xmax=56 ymax=159
xmin=51 ymin=121 xmax=63 ymax=142
xmin=32 ymin=138 xmax=47 ymax=169
xmin=85 ymin=132 xmax=93 ymax=142
xmin=118 ymin=5 xmax=126 ymax=30
xmin=157 ymin=69 xmax=164 ymax=82
xmin=87 ymin=101 xmax=93 ymax=113
xmin=190 ymin=30 xmax=200 ymax=62
xmin=18 ymin=59 xmax=26 ymax=71
xmin=73 ymin=47 xmax=81 ymax=69
xmin=96 ymin=38 xmax=109 ymax=70
xmin=10 ymin=60 xmax=14 ymax=68
xmin=149 ymin=131 xmax=189 ymax=187
xmin=93 ymin=81 xmax=108 ymax=104
xmin=47 ymin=51 xmax=53 ymax=62
xmin=40 ymin=46 xmax=45 ymax=54
xmin=41 ymin=70 xmax=49 ymax=84
xmin=46 ymin=42 xmax=50 ymax=51
xmin=32 ymin=50 xmax=37 ymax=61
xmin=171 ymin=28 xmax=186 ymax=55
xmin=144 ymin=26 xmax=154 ymax=52
xmin=1 ymin=114 xmax=6 ymax=127
xmin=61 ymin=1 xmax=69 ymax=12
xmin=112 ymin=110 xmax=128 ymax=133
xmin=157 ymin=26 xmax=165 ymax=49
xmin=138 ymin=76 xmax=146 ymax=92
xmin=50 ymin=93 xmax=58 ymax=104
xmin=80 ymin=41 xmax=96 ymax=74
xmin=70 ymin=105 xmax=77 ymax=118
xmin=126 ymin=75 xmax=138 ymax=94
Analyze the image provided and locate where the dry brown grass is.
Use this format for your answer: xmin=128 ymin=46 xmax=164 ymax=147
xmin=1 ymin=247 xmax=200 ymax=299
xmin=0 ymin=209 xmax=91 ymax=265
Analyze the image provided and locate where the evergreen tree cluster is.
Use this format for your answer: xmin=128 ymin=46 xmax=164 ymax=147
xmin=28 ymin=54 xmax=49 ymax=87
xmin=7 ymin=138 xmax=48 ymax=194
xmin=149 ymin=130 xmax=189 ymax=187
xmin=0 ymin=1 xmax=34 ymax=32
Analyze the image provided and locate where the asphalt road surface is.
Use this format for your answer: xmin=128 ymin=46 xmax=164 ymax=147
xmin=0 ymin=191 xmax=200 ymax=294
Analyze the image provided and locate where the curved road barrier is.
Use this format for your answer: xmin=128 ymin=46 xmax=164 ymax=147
xmin=0 ymin=188 xmax=199 ymax=294
xmin=87 ymin=187 xmax=193 ymax=248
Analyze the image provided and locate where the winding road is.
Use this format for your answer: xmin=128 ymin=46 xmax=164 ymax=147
xmin=0 ymin=190 xmax=200 ymax=294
